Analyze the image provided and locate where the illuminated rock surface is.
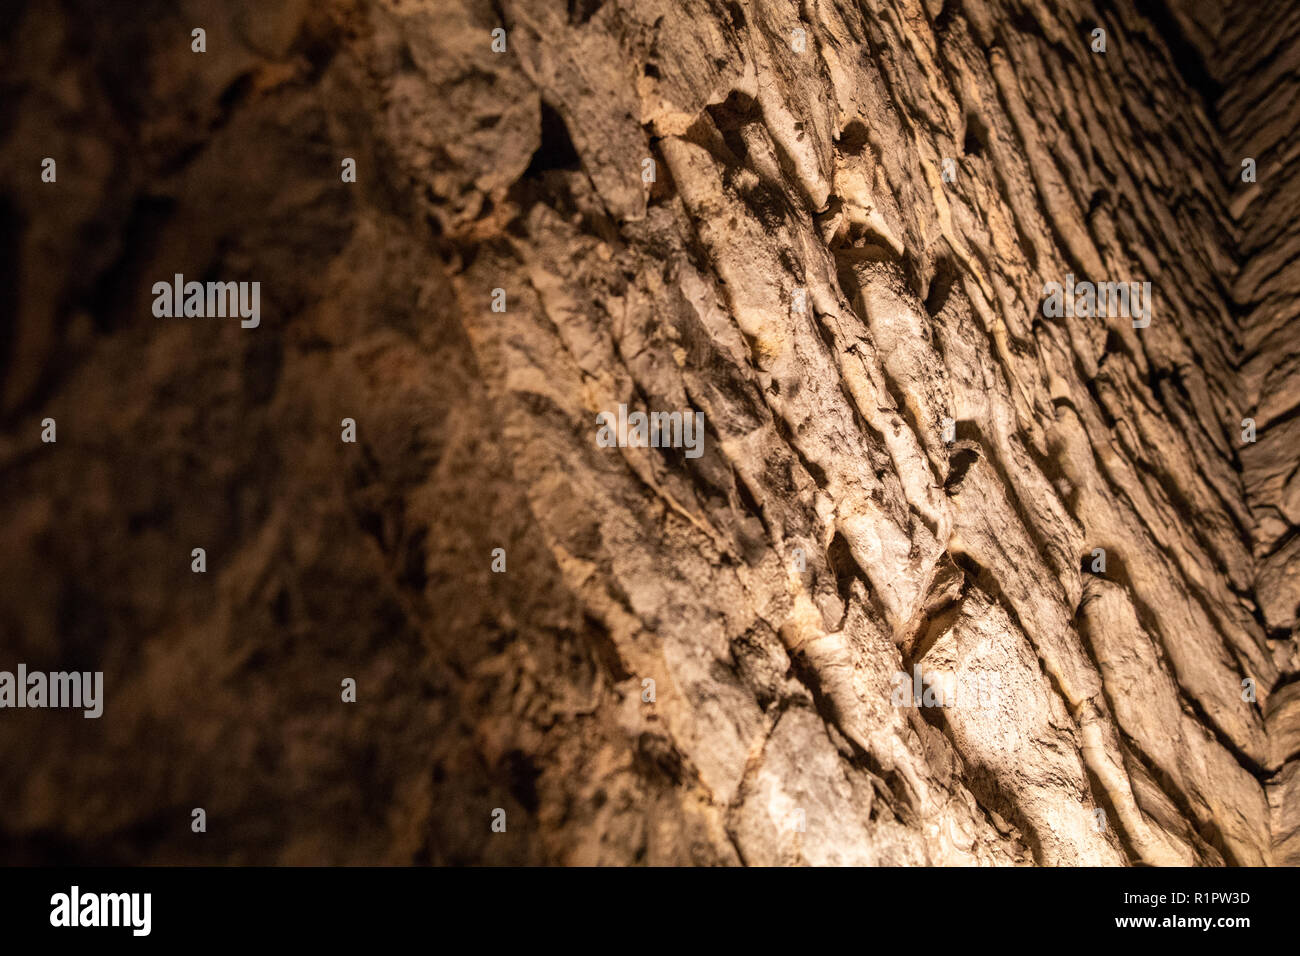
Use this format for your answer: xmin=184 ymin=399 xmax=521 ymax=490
xmin=0 ymin=0 xmax=1296 ymax=865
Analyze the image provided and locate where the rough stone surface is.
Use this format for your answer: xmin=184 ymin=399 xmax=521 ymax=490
xmin=0 ymin=0 xmax=1296 ymax=865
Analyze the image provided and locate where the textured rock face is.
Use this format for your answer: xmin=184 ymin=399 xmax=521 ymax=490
xmin=0 ymin=0 xmax=1296 ymax=865
xmin=1208 ymin=2 xmax=1300 ymax=867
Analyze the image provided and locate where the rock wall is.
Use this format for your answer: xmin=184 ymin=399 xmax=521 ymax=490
xmin=1210 ymin=0 xmax=1300 ymax=867
xmin=0 ymin=0 xmax=1295 ymax=865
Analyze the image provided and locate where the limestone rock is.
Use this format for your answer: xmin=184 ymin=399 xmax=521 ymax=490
xmin=0 ymin=0 xmax=1296 ymax=866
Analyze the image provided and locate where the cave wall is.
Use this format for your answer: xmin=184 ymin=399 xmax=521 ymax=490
xmin=1211 ymin=1 xmax=1300 ymax=866
xmin=0 ymin=0 xmax=1296 ymax=865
